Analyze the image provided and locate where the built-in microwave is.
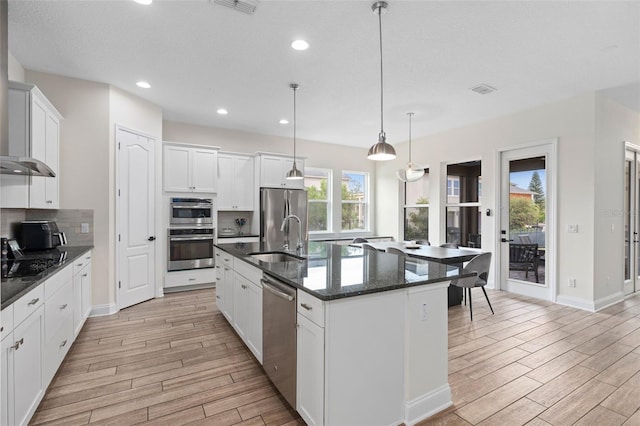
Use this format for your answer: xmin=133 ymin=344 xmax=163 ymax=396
xmin=170 ymin=198 xmax=213 ymax=226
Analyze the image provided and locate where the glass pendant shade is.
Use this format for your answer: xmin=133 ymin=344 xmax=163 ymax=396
xmin=286 ymin=83 xmax=303 ymax=180
xmin=396 ymin=112 xmax=423 ymax=182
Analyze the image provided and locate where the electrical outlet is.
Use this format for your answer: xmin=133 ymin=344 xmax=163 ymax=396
xmin=420 ymin=303 xmax=428 ymax=321
xmin=81 ymin=223 xmax=89 ymax=234
xmin=568 ymin=278 xmax=576 ymax=288
xmin=567 ymin=224 xmax=579 ymax=233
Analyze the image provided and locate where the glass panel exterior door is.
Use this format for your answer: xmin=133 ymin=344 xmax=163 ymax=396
xmin=500 ymin=143 xmax=554 ymax=301
xmin=624 ymin=148 xmax=639 ymax=295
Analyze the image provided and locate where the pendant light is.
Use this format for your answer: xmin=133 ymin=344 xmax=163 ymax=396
xmin=286 ymin=83 xmax=304 ymax=180
xmin=396 ymin=112 xmax=425 ymax=182
xmin=367 ymin=1 xmax=396 ymax=161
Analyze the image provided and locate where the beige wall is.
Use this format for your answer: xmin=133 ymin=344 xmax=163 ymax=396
xmin=24 ymin=71 xmax=112 ymax=308
xmin=163 ymin=121 xmax=375 ymax=238
xmin=594 ymin=94 xmax=640 ymax=305
xmin=8 ymin=51 xmax=24 ymax=82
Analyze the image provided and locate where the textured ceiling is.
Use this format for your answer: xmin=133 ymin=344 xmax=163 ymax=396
xmin=8 ymin=0 xmax=640 ymax=148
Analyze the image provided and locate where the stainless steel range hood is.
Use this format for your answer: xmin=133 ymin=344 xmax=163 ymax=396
xmin=0 ymin=1 xmax=54 ymax=178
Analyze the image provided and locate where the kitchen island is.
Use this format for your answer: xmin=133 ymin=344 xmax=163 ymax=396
xmin=215 ymin=241 xmax=474 ymax=426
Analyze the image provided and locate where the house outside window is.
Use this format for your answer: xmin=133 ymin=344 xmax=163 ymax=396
xmin=445 ymin=161 xmax=481 ymax=247
xmin=304 ymin=167 xmax=332 ymax=232
xmin=404 ymin=170 xmax=430 ymax=241
xmin=341 ymin=171 xmax=368 ymax=231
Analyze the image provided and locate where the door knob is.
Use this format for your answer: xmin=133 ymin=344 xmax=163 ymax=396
xmin=148 ymin=236 xmax=156 ymax=241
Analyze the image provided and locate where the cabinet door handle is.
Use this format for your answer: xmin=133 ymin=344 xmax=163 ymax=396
xmin=241 ymin=284 xmax=247 ymax=289
xmin=86 ymin=256 xmax=91 ymax=260
xmin=28 ymin=298 xmax=40 ymax=306
xmin=188 ymin=278 xmax=196 ymax=281
xmin=83 ymin=273 xmax=88 ymax=277
xmin=46 ymin=200 xmax=53 ymax=204
xmin=0 ymin=326 xmax=3 ymax=332
xmin=300 ymin=303 xmax=312 ymax=311
xmin=216 ymin=296 xmax=221 ymax=299
xmin=12 ymin=338 xmax=23 ymax=350
xmin=60 ymin=340 xmax=67 ymax=348
xmin=60 ymin=304 xmax=68 ymax=310
xmin=77 ymin=263 xmax=83 ymax=267
xmin=224 ymin=267 xmax=230 ymax=271
xmin=216 ymin=253 xmax=221 ymax=257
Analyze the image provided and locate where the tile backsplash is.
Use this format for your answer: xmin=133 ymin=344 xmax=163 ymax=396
xmin=1 ymin=208 xmax=94 ymax=246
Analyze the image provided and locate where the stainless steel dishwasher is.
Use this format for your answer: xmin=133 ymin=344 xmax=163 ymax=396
xmin=261 ymin=274 xmax=297 ymax=409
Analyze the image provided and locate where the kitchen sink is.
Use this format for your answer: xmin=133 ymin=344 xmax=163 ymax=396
xmin=248 ymin=252 xmax=305 ymax=263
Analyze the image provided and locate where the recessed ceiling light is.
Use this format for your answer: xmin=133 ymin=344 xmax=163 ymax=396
xmin=279 ymin=119 xmax=289 ymax=124
xmin=217 ymin=108 xmax=228 ymax=115
xmin=134 ymin=0 xmax=153 ymax=5
xmin=291 ymin=40 xmax=309 ymax=51
xmin=136 ymin=81 xmax=151 ymax=89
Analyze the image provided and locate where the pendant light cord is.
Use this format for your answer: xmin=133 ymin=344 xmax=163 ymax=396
xmin=408 ymin=112 xmax=413 ymax=161
xmin=378 ymin=4 xmax=384 ymax=139
xmin=293 ymin=86 xmax=297 ymax=160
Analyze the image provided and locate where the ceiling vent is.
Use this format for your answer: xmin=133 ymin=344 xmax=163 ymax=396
xmin=470 ymin=84 xmax=497 ymax=95
xmin=214 ymin=0 xmax=258 ymax=14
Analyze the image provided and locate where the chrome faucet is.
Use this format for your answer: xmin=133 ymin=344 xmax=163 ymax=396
xmin=280 ymin=214 xmax=303 ymax=252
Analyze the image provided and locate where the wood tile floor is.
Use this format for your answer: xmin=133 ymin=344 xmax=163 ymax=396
xmin=31 ymin=288 xmax=640 ymax=425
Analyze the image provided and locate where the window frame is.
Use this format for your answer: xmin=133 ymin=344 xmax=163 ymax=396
xmin=403 ymin=169 xmax=430 ymax=242
xmin=443 ymin=160 xmax=482 ymax=247
xmin=340 ymin=170 xmax=369 ymax=232
xmin=304 ymin=167 xmax=333 ymax=234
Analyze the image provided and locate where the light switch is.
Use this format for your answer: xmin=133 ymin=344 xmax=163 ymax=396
xmin=567 ymin=224 xmax=578 ymax=233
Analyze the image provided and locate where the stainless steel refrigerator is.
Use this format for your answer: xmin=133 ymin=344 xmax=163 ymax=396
xmin=260 ymin=187 xmax=308 ymax=251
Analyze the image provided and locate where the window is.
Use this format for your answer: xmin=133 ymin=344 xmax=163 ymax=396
xmin=404 ymin=170 xmax=430 ymax=241
xmin=305 ymin=167 xmax=332 ymax=232
xmin=445 ymin=161 xmax=481 ymax=248
xmin=341 ymin=171 xmax=368 ymax=231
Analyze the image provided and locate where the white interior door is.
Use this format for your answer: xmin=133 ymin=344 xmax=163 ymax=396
xmin=117 ymin=126 xmax=156 ymax=309
xmin=624 ymin=146 xmax=640 ymax=295
xmin=499 ymin=143 xmax=555 ymax=300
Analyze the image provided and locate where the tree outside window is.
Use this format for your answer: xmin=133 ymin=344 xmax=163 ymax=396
xmin=403 ymin=171 xmax=430 ymax=241
xmin=305 ymin=168 xmax=331 ymax=232
xmin=341 ymin=172 xmax=367 ymax=231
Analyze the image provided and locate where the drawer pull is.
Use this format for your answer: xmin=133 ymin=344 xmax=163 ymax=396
xmin=60 ymin=304 xmax=68 ymax=310
xmin=46 ymin=200 xmax=53 ymax=204
xmin=77 ymin=263 xmax=83 ymax=267
xmin=83 ymin=273 xmax=88 ymax=277
xmin=60 ymin=340 xmax=67 ymax=348
xmin=216 ymin=296 xmax=221 ymax=299
xmin=300 ymin=303 xmax=312 ymax=311
xmin=224 ymin=267 xmax=230 ymax=271
xmin=216 ymin=253 xmax=221 ymax=257
xmin=28 ymin=298 xmax=40 ymax=306
xmin=86 ymin=256 xmax=91 ymax=260
xmin=12 ymin=338 xmax=24 ymax=350
xmin=241 ymin=284 xmax=247 ymax=289
xmin=188 ymin=278 xmax=196 ymax=281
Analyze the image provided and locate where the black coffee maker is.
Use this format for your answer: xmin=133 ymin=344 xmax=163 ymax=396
xmin=19 ymin=221 xmax=67 ymax=251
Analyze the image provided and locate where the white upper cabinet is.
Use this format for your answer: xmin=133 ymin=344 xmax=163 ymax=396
xmin=217 ymin=152 xmax=254 ymax=211
xmin=1 ymin=82 xmax=62 ymax=209
xmin=163 ymin=142 xmax=218 ymax=193
xmin=257 ymin=154 xmax=305 ymax=189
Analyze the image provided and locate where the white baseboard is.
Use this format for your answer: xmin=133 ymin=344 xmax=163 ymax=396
xmin=404 ymin=384 xmax=452 ymax=426
xmin=90 ymin=303 xmax=118 ymax=317
xmin=594 ymin=291 xmax=625 ymax=311
xmin=555 ymin=295 xmax=595 ymax=312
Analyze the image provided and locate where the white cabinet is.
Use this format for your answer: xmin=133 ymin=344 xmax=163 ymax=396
xmin=215 ymin=248 xmax=234 ymax=323
xmin=218 ymin=153 xmax=254 ymax=210
xmin=5 ymin=303 xmax=45 ymax=426
xmin=165 ymin=268 xmax=215 ymax=289
xmin=44 ymin=279 xmax=73 ymax=385
xmin=72 ymin=251 xmax=92 ymax=337
xmin=258 ymin=154 xmax=305 ymax=189
xmin=164 ymin=143 xmax=218 ymax=193
xmin=1 ymin=81 xmax=62 ymax=209
xmin=232 ymin=260 xmax=263 ymax=363
xmin=1 ymin=334 xmax=13 ymax=426
xmin=296 ymin=313 xmax=325 ymax=426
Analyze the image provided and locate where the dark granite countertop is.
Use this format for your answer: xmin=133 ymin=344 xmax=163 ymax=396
xmin=1 ymin=246 xmax=93 ymax=310
xmin=215 ymin=241 xmax=474 ymax=301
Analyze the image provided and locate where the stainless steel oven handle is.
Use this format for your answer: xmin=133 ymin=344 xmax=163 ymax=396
xmin=261 ymin=279 xmax=295 ymax=302
xmin=168 ymin=236 xmax=214 ymax=242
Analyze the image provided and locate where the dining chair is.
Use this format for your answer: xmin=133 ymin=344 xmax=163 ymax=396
xmin=361 ymin=243 xmax=377 ymax=251
xmin=415 ymin=240 xmax=430 ymax=246
xmin=352 ymin=237 xmax=369 ymax=243
xmin=386 ymin=247 xmax=407 ymax=256
xmin=449 ymin=252 xmax=493 ymax=321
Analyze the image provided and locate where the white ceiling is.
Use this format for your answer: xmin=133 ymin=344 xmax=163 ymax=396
xmin=7 ymin=0 xmax=640 ymax=148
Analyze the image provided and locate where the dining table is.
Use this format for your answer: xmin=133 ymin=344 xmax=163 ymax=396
xmin=350 ymin=241 xmax=484 ymax=306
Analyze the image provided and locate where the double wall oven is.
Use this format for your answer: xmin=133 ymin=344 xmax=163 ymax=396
xmin=167 ymin=198 xmax=216 ymax=272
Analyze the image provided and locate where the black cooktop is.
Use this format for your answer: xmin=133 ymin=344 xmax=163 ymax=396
xmin=1 ymin=250 xmax=68 ymax=280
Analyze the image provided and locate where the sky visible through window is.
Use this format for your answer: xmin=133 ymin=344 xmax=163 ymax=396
xmin=344 ymin=172 xmax=364 ymax=191
xmin=510 ymin=170 xmax=546 ymax=189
